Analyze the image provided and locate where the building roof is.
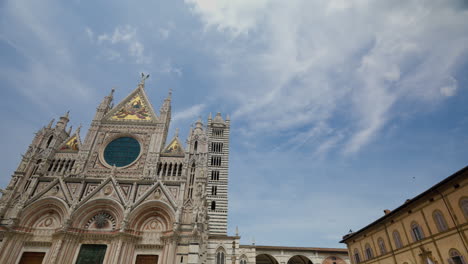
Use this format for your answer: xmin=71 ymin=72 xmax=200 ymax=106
xmin=340 ymin=165 xmax=468 ymax=243
xmin=240 ymin=245 xmax=348 ymax=253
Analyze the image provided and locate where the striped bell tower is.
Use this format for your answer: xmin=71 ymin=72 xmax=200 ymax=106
xmin=206 ymin=112 xmax=230 ymax=235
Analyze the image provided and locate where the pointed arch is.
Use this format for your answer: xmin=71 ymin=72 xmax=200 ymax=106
xmin=216 ymin=246 xmax=226 ymax=264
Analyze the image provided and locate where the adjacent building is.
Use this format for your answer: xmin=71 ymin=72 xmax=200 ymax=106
xmin=341 ymin=166 xmax=468 ymax=264
xmin=0 ymin=76 xmax=349 ymax=264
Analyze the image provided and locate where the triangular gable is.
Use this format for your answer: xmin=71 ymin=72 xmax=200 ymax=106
xmin=78 ymin=176 xmax=126 ymax=207
xmin=103 ymin=86 xmax=158 ymax=122
xmin=58 ymin=135 xmax=80 ymax=152
xmin=27 ymin=178 xmax=72 ymax=206
xmin=133 ymin=181 xmax=177 ymax=210
xmin=161 ymin=137 xmax=185 ymax=157
xmin=57 ymin=127 xmax=82 ymax=152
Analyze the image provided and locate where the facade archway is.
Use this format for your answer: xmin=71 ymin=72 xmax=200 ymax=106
xmin=71 ymin=198 xmax=124 ymax=230
xmin=18 ymin=197 xmax=69 ymax=229
xmin=128 ymin=200 xmax=175 ymax=231
xmin=288 ymin=255 xmax=313 ymax=264
xmin=257 ymin=254 xmax=279 ymax=264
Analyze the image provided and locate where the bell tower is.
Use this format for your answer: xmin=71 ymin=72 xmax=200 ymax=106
xmin=206 ymin=112 xmax=230 ymax=235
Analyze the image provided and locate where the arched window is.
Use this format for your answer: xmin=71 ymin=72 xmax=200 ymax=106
xmin=240 ymin=255 xmax=248 ymax=264
xmin=46 ymin=135 xmax=54 ymax=148
xmin=460 ymin=198 xmax=468 ymax=221
xmin=216 ymin=250 xmax=225 ymax=264
xmin=377 ymin=238 xmax=387 ymax=255
xmin=211 ymin=201 xmax=216 ymax=210
xmin=364 ymin=243 xmax=373 ymax=260
xmin=449 ymin=249 xmax=466 ymax=264
xmin=194 ymin=141 xmax=198 ymax=152
xmin=353 ymin=249 xmax=361 ymax=264
xmin=393 ymin=230 xmax=403 ymax=249
xmin=433 ymin=210 xmax=448 ymax=232
xmin=411 ymin=221 xmax=424 ymax=242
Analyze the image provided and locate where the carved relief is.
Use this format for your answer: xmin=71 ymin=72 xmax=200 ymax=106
xmin=85 ymin=211 xmax=116 ymax=230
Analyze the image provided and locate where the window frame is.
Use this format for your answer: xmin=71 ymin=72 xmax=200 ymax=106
xmin=433 ymin=210 xmax=449 ymax=232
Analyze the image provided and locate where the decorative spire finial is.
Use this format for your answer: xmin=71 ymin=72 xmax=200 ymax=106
xmin=64 ymin=110 xmax=70 ymax=119
xmin=47 ymin=119 xmax=55 ymax=128
xmin=139 ymin=73 xmax=150 ymax=88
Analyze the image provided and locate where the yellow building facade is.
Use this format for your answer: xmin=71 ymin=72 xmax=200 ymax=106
xmin=341 ymin=166 xmax=468 ymax=264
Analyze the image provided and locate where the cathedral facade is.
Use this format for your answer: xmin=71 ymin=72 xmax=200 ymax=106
xmin=0 ymin=78 xmax=349 ymax=264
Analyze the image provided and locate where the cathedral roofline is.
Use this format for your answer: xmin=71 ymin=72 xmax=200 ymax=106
xmin=240 ymin=245 xmax=347 ymax=252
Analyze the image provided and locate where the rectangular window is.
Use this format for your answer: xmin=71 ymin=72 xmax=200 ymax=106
xmin=211 ymin=170 xmax=220 ymax=180
xmin=212 ymin=186 xmax=217 ymax=195
xmin=136 ymin=255 xmax=159 ymax=264
xmin=211 ymin=142 xmax=223 ymax=153
xmin=211 ymin=156 xmax=222 ymax=167
xmin=75 ymin=244 xmax=107 ymax=264
xmin=19 ymin=252 xmax=46 ymax=264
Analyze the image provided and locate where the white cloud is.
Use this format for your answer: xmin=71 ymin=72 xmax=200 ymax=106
xmin=440 ymin=77 xmax=458 ymax=97
xmin=185 ymin=0 xmax=271 ymax=35
xmin=173 ymin=104 xmax=206 ymax=122
xmin=186 ymin=0 xmax=468 ymax=154
xmin=97 ymin=25 xmax=151 ymax=64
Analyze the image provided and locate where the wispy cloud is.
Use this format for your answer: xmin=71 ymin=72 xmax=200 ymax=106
xmin=186 ymin=0 xmax=468 ymax=154
xmin=173 ymin=104 xmax=206 ymax=123
xmin=93 ymin=25 xmax=151 ymax=64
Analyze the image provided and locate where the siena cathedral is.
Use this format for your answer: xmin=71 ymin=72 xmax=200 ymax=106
xmin=0 ymin=76 xmax=350 ymax=264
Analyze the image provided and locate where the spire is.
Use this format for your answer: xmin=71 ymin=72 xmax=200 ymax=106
xmin=160 ymin=88 xmax=172 ymax=114
xmin=47 ymin=119 xmax=55 ymax=129
xmin=67 ymin=125 xmax=73 ymax=134
xmin=95 ymin=88 xmax=115 ymax=120
xmin=195 ymin=116 xmax=203 ymax=129
xmin=55 ymin=111 xmax=70 ymax=130
xmin=175 ymin=128 xmax=179 ymax=138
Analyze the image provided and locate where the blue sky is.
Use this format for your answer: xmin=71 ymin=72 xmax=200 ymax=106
xmin=1 ymin=0 xmax=468 ymax=248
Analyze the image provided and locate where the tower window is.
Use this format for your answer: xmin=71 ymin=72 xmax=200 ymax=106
xmin=194 ymin=141 xmax=198 ymax=152
xmin=211 ymin=156 xmax=221 ymax=166
xmin=211 ymin=201 xmax=216 ymax=210
xmin=211 ymin=142 xmax=223 ymax=153
xmin=212 ymin=128 xmax=224 ymax=138
xmin=211 ymin=170 xmax=220 ymax=181
xmin=212 ymin=186 xmax=217 ymax=195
